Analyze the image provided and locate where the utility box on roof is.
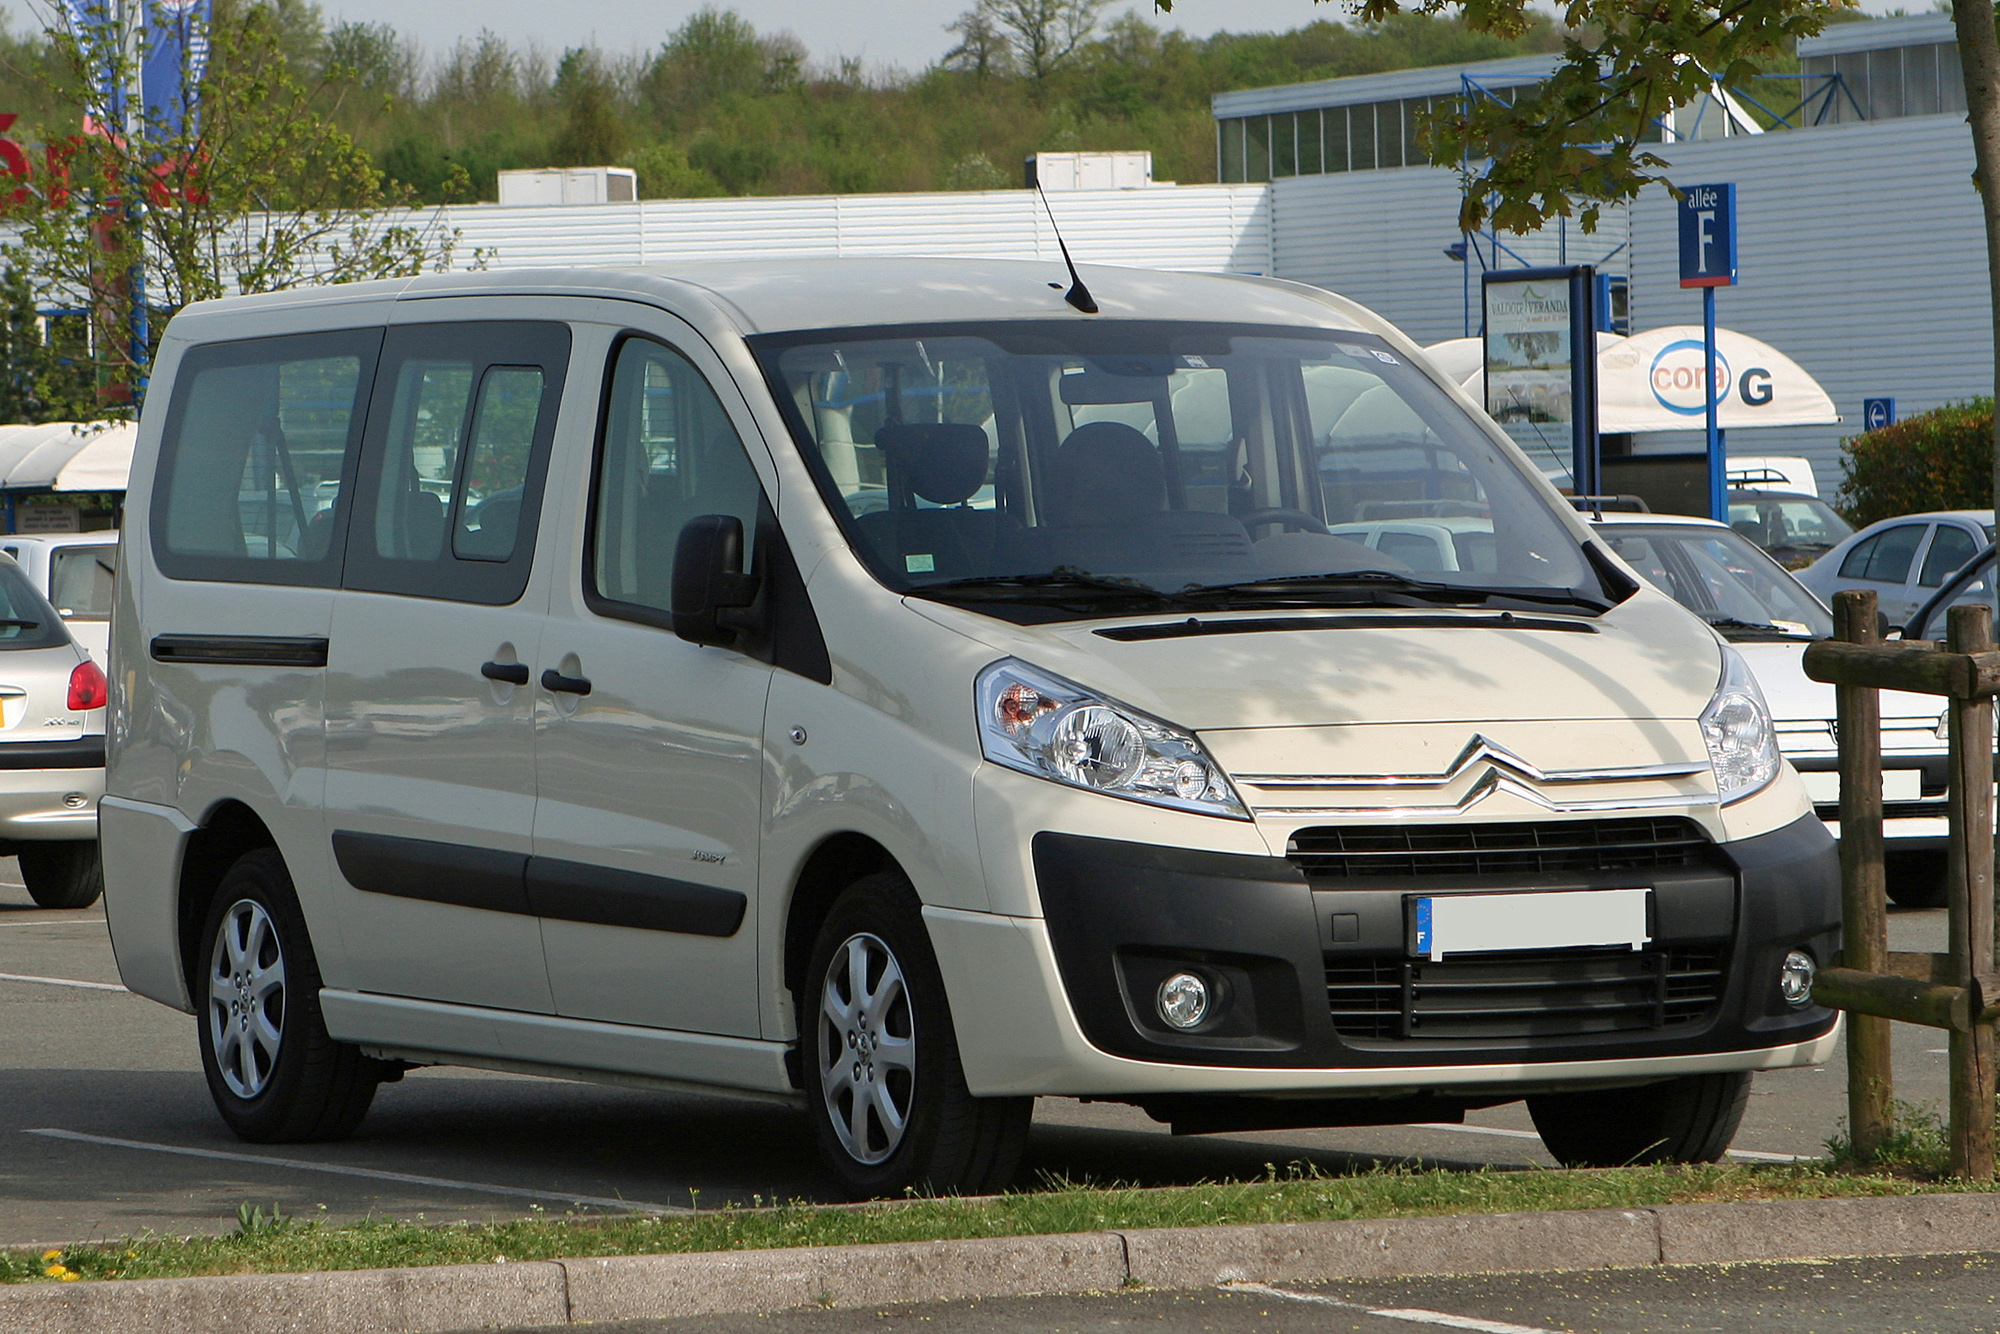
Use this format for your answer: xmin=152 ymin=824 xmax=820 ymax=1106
xmin=1024 ymin=151 xmax=1154 ymax=190
xmin=497 ymin=167 xmax=637 ymax=206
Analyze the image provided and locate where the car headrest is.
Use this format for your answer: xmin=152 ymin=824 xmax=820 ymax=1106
xmin=875 ymin=423 xmax=991 ymax=506
xmin=1051 ymin=420 xmax=1164 ymax=525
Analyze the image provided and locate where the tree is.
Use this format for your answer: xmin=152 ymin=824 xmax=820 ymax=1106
xmin=550 ymin=48 xmax=625 ymax=167
xmin=4 ymin=1 xmax=466 ymax=406
xmin=951 ymin=0 xmax=1112 ymax=80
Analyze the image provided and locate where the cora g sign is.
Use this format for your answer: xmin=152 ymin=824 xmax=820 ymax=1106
xmin=1649 ymin=340 xmax=1776 ymax=417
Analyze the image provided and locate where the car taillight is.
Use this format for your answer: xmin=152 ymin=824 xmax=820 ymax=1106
xmin=68 ymin=659 xmax=107 ymax=711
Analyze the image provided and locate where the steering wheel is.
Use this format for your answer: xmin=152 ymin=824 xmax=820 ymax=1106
xmin=1238 ymin=507 xmax=1331 ymax=536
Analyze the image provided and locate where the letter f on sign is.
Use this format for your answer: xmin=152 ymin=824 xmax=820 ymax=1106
xmin=1697 ymin=211 xmax=1716 ymax=274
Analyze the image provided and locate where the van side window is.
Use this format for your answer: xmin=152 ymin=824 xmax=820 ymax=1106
xmin=1919 ymin=524 xmax=1978 ymax=588
xmin=150 ymin=329 xmax=381 ymax=585
xmin=343 ymin=322 xmax=569 ymax=605
xmin=587 ymin=336 xmax=766 ymax=624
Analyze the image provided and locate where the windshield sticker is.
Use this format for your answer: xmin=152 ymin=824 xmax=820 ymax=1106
xmin=906 ymin=554 xmax=936 ymax=573
xmin=1181 ymin=354 xmax=1209 ymax=368
xmin=1372 ymin=350 xmax=1399 ymax=364
xmin=1336 ymin=343 xmax=1369 ymax=358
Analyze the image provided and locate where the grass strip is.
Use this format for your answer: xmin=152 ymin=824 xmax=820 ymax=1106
xmin=7 ymin=1160 xmax=1995 ymax=1286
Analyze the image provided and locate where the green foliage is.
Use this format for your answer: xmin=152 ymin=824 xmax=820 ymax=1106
xmin=1836 ymin=399 xmax=1995 ymax=527
xmin=0 ymin=265 xmax=96 ymax=423
xmin=0 ymin=5 xmax=1564 ymax=210
xmin=0 ymin=1160 xmax=1986 ymax=1285
xmin=1824 ymin=1100 xmax=1955 ymax=1179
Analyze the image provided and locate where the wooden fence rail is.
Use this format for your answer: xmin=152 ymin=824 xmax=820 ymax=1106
xmin=1801 ymin=591 xmax=1998 ymax=1178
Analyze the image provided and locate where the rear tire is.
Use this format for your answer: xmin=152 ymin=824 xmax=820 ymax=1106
xmin=1885 ymin=850 xmax=1947 ymax=910
xmin=1527 ymin=1071 xmax=1751 ymax=1167
xmin=803 ymin=870 xmax=1032 ymax=1199
xmin=19 ymin=842 xmax=102 ymax=910
xmin=196 ymin=848 xmax=383 ymax=1142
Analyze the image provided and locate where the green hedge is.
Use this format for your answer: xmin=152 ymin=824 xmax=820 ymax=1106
xmin=1838 ymin=398 xmax=1996 ymax=527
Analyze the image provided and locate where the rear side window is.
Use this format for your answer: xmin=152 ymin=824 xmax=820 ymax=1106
xmin=1839 ymin=524 xmax=1925 ymax=584
xmin=1919 ymin=524 xmax=1979 ymax=588
xmin=49 ymin=545 xmax=117 ymax=617
xmin=342 ymin=322 xmax=569 ymax=605
xmin=151 ymin=329 xmax=381 ymax=585
xmin=0 ymin=560 xmax=68 ymax=649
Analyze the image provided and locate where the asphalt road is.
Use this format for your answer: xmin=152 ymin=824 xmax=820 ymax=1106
xmin=0 ymin=872 xmax=1957 ymax=1248
xmin=496 ymin=1254 xmax=2000 ymax=1334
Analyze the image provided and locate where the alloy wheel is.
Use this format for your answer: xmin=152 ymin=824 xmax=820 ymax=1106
xmin=817 ymin=931 xmax=915 ymax=1165
xmin=207 ymin=899 xmax=288 ymax=1100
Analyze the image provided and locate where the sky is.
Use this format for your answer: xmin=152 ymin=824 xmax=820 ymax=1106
xmin=0 ymin=0 xmax=1935 ymax=75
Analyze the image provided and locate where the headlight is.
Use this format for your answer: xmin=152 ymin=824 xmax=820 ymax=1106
xmin=1701 ymin=644 xmax=1782 ymax=804
xmin=976 ymin=659 xmax=1249 ymax=819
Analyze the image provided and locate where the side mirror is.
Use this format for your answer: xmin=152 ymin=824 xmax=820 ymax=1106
xmin=672 ymin=514 xmax=759 ymax=647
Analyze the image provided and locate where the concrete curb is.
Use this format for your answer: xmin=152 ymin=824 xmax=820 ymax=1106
xmin=6 ymin=1192 xmax=2000 ymax=1334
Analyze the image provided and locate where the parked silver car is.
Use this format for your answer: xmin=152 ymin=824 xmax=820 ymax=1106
xmin=1796 ymin=510 xmax=1993 ymax=630
xmin=0 ymin=552 xmax=105 ymax=907
xmin=0 ymin=532 xmax=118 ymax=663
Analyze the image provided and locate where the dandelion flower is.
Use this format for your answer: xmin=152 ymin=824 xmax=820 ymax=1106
xmin=59 ymin=1271 xmax=80 ymax=1282
xmin=39 ymin=1249 xmax=60 ymax=1262
xmin=42 ymin=1264 xmax=69 ymax=1278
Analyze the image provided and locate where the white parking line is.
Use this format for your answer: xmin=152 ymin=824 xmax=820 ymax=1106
xmin=25 ymin=1128 xmax=686 ymax=1214
xmin=1225 ymin=1282 xmax=1564 ymax=1332
xmin=0 ymin=971 xmax=126 ymax=992
xmin=1413 ymin=1121 xmax=1809 ymax=1163
xmin=0 ymin=917 xmax=105 ymax=927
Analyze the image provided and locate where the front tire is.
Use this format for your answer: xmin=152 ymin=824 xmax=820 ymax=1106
xmin=1527 ymin=1071 xmax=1751 ymax=1167
xmin=19 ymin=842 xmax=102 ymax=910
xmin=803 ymin=871 xmax=1032 ymax=1199
xmin=196 ymin=848 xmax=383 ymax=1142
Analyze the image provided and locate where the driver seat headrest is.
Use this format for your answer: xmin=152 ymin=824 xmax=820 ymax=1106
xmin=874 ymin=423 xmax=990 ymax=506
xmin=1051 ymin=420 xmax=1164 ymax=525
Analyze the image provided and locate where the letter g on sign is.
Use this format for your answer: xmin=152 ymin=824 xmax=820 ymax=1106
xmin=1738 ymin=368 xmax=1772 ymax=407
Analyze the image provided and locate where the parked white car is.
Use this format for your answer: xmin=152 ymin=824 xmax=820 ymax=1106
xmin=1594 ymin=513 xmax=1949 ymax=906
xmin=0 ymin=532 xmax=118 ymax=662
xmin=0 ymin=551 xmax=106 ymax=907
xmin=101 ymin=259 xmax=1838 ymax=1193
xmin=1795 ymin=510 xmax=1993 ymax=630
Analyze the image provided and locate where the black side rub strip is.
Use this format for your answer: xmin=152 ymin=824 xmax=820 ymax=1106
xmin=0 ymin=737 xmax=105 ymax=769
xmin=151 ymin=635 xmax=331 ymax=667
xmin=331 ymin=830 xmax=746 ymax=938
xmin=331 ymin=830 xmax=530 ymax=915
xmin=526 ymin=857 xmax=745 ymax=937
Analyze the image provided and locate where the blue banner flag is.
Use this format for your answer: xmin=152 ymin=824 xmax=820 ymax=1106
xmin=143 ymin=0 xmax=210 ymax=138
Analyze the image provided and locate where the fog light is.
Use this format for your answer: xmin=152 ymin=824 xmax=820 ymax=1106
xmin=1157 ymin=972 xmax=1210 ymax=1030
xmin=1780 ymin=949 xmax=1816 ymax=1007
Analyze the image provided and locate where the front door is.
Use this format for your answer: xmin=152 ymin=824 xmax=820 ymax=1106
xmin=323 ymin=318 xmax=570 ymax=1012
xmin=532 ymin=331 xmax=774 ymax=1036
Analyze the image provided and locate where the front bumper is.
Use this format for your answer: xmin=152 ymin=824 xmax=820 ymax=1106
xmin=0 ymin=736 xmax=103 ymax=841
xmin=929 ymin=810 xmax=1839 ymax=1096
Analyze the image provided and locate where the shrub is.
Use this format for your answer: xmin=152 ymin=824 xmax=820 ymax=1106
xmin=1838 ymin=398 xmax=1995 ymax=527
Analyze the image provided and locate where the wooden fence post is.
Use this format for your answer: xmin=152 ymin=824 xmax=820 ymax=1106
xmin=1834 ymin=589 xmax=1893 ymax=1162
xmin=1946 ymin=602 xmax=1997 ymax=1180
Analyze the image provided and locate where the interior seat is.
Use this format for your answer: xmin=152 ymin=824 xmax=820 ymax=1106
xmin=854 ymin=422 xmax=995 ymax=579
xmin=1035 ymin=420 xmax=1250 ymax=570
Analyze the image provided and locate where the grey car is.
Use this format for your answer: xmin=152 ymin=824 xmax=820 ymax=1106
xmin=0 ymin=553 xmax=105 ymax=907
xmin=1795 ymin=509 xmax=1994 ymax=630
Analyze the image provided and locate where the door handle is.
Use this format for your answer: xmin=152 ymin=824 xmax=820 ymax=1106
xmin=541 ymin=668 xmax=592 ymax=696
xmin=480 ymin=661 xmax=530 ymax=686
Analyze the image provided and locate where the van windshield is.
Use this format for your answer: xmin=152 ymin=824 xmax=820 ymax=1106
xmin=755 ymin=322 xmax=1606 ymax=620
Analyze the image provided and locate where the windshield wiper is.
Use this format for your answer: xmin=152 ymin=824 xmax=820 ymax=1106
xmin=1704 ymin=615 xmax=1815 ymax=638
xmin=913 ymin=571 xmax=1179 ymax=606
xmin=1178 ymin=571 xmax=1610 ymax=612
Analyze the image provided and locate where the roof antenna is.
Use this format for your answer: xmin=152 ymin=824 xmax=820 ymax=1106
xmin=1036 ymin=186 xmax=1098 ymax=314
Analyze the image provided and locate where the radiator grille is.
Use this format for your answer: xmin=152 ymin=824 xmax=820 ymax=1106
xmin=1288 ymin=817 xmax=1714 ymax=881
xmin=1324 ymin=946 xmax=1726 ymax=1042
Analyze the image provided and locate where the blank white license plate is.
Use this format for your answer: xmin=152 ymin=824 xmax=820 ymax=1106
xmin=1413 ymin=888 xmax=1650 ymax=962
xmin=1798 ymin=770 xmax=1923 ymax=805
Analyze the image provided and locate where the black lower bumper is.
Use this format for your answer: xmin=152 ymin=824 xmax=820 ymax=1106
xmin=1032 ymin=811 xmax=1840 ymax=1070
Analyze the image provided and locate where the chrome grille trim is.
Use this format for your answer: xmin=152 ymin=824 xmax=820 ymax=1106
xmin=1234 ymin=734 xmax=1709 ymax=792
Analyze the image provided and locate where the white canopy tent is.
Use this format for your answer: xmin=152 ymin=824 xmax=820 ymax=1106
xmin=0 ymin=422 xmax=138 ymax=492
xmin=1422 ymin=328 xmax=1840 ymax=433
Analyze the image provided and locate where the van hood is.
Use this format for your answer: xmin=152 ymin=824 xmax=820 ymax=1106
xmin=909 ymin=585 xmax=1724 ymax=731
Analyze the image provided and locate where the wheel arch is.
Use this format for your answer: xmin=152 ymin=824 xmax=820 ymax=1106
xmin=783 ymin=832 xmax=900 ymax=1008
xmin=176 ymin=799 xmax=279 ymax=1001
